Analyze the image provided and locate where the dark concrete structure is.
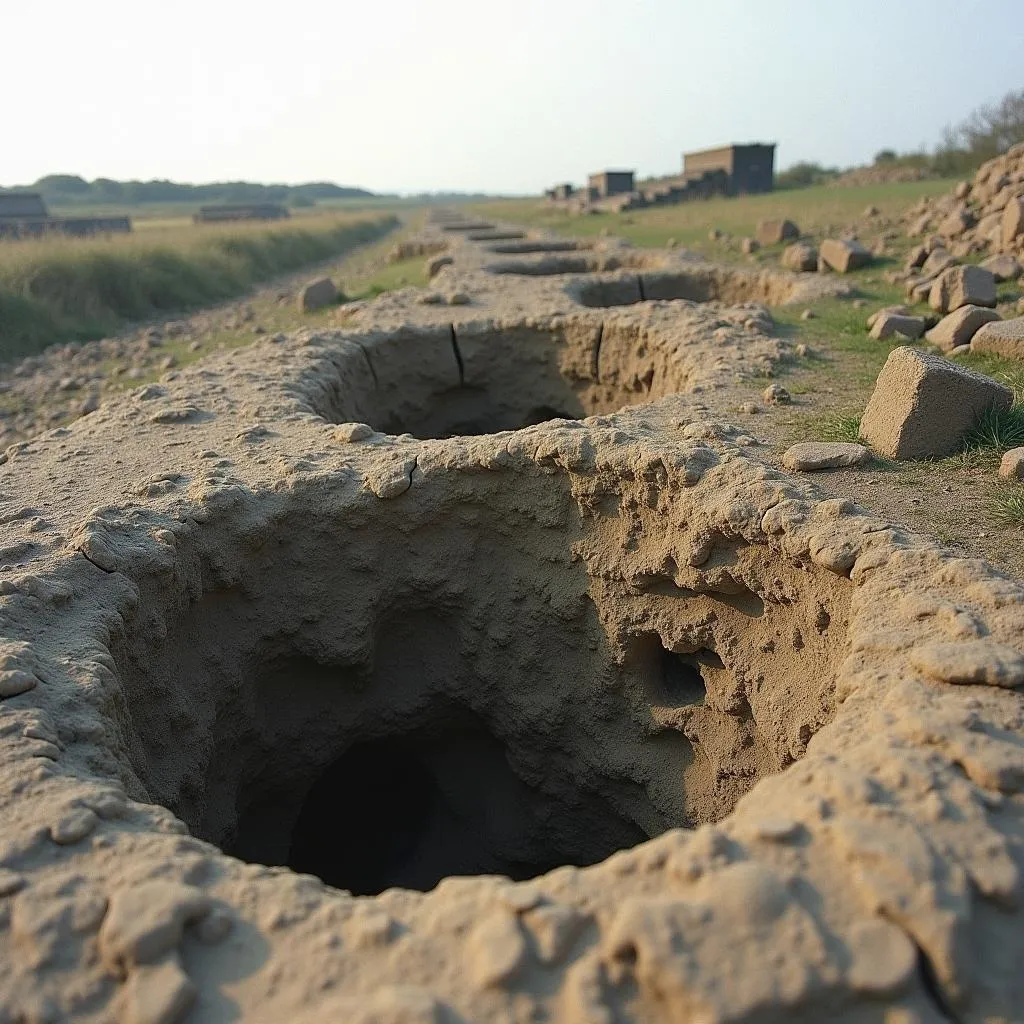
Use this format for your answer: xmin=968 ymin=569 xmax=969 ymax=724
xmin=587 ymin=171 xmax=635 ymax=198
xmin=682 ymin=144 xmax=776 ymax=195
xmin=194 ymin=203 xmax=290 ymax=224
xmin=0 ymin=193 xmax=131 ymax=240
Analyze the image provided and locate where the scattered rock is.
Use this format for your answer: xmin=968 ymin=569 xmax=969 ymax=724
xmin=762 ymin=383 xmax=791 ymax=405
xmin=819 ymin=238 xmax=872 ymax=273
xmin=298 ymin=278 xmax=340 ymax=313
xmin=971 ymin=317 xmax=1024 ymax=358
xmin=937 ymin=207 xmax=973 ymax=239
xmin=426 ymin=254 xmax=454 ymax=278
xmin=866 ymin=305 xmax=911 ymax=329
xmin=869 ymin=312 xmax=927 ymax=341
xmin=333 ymin=423 xmax=374 ymax=443
xmin=740 ymin=237 xmax=760 ymax=255
xmin=755 ymin=219 xmax=799 ymax=246
xmin=999 ymin=447 xmax=1024 ymax=480
xmin=905 ymin=245 xmax=928 ymax=270
xmin=781 ymin=242 xmax=817 ymax=272
xmin=981 ymin=253 xmax=1022 ymax=282
xmin=925 ymin=306 xmax=1001 ymax=352
xmin=800 ymin=309 xmax=815 ymax=321
xmin=1002 ymin=197 xmax=1024 ymax=247
xmin=928 ymin=265 xmax=997 ymax=314
xmin=447 ymin=292 xmax=471 ymax=306
xmin=781 ymin=442 xmax=871 ymax=471
xmin=920 ymin=247 xmax=957 ymax=278
xmin=859 ymin=346 xmax=1013 ymax=459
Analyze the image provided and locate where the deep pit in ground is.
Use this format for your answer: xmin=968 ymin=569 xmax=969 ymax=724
xmin=107 ymin=443 xmax=848 ymax=897
xmin=315 ymin=319 xmax=708 ymax=439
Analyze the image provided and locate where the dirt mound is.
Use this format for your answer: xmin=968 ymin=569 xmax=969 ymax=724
xmin=0 ymin=219 xmax=1022 ymax=1023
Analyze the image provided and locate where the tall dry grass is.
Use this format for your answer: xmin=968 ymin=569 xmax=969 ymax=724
xmin=0 ymin=212 xmax=397 ymax=362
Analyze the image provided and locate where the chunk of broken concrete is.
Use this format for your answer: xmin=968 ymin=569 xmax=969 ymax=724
xmin=999 ymin=447 xmax=1024 ymax=481
xmin=762 ymin=383 xmax=791 ymax=405
xmin=920 ymin=247 xmax=956 ymax=278
xmin=781 ymin=242 xmax=817 ymax=272
xmin=756 ymin=219 xmax=799 ymax=246
xmin=928 ymin=265 xmax=997 ymax=314
xmin=1002 ymin=197 xmax=1024 ymax=247
xmin=972 ymin=317 xmax=1024 ymax=359
xmin=782 ymin=442 xmax=871 ymax=471
xmin=820 ymin=238 xmax=872 ymax=273
xmin=859 ymin=346 xmax=1013 ymax=460
xmin=981 ymin=253 xmax=1021 ymax=283
xmin=925 ymin=306 xmax=1001 ymax=352
xmin=869 ymin=313 xmax=927 ymax=341
xmin=297 ymin=278 xmax=339 ymax=313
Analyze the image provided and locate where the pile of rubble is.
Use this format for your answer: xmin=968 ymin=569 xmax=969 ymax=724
xmin=856 ymin=147 xmax=1024 ymax=357
xmin=902 ymin=142 xmax=1024 ymax=261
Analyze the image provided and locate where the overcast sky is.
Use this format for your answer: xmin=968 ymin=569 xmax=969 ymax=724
xmin=4 ymin=0 xmax=1023 ymax=195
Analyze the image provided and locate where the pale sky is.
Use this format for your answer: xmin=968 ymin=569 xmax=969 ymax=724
xmin=4 ymin=0 xmax=1023 ymax=195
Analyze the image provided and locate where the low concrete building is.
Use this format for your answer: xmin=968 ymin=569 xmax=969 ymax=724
xmin=587 ymin=171 xmax=635 ymax=198
xmin=682 ymin=143 xmax=776 ymax=195
xmin=0 ymin=192 xmax=131 ymax=240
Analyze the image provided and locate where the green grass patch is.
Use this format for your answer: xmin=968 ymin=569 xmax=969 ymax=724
xmin=817 ymin=414 xmax=862 ymax=443
xmin=472 ymin=180 xmax=953 ymax=255
xmin=963 ymin=403 xmax=1024 ymax=452
xmin=347 ymin=255 xmax=429 ymax=300
xmin=990 ymin=488 xmax=1024 ymax=526
xmin=0 ymin=213 xmax=398 ymax=362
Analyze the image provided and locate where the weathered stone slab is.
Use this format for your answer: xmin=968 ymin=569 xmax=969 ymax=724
xmin=859 ymin=346 xmax=1012 ymax=459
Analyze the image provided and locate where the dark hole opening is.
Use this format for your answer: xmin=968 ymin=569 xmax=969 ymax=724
xmin=656 ymin=647 xmax=715 ymax=708
xmin=227 ymin=713 xmax=649 ymax=897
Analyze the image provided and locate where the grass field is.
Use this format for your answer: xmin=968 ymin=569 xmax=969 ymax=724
xmin=0 ymin=211 xmax=399 ymax=361
xmin=474 ymin=180 xmax=954 ymax=254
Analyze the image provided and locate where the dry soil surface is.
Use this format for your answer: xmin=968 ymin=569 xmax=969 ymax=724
xmin=0 ymin=217 xmax=1022 ymax=1024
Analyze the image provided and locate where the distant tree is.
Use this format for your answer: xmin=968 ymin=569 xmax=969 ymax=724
xmin=874 ymin=149 xmax=897 ymax=165
xmin=931 ymin=86 xmax=1024 ymax=175
xmin=34 ymin=174 xmax=90 ymax=194
xmin=5 ymin=175 xmax=376 ymax=206
xmin=775 ymin=162 xmax=840 ymax=190
xmin=91 ymin=178 xmax=125 ymax=200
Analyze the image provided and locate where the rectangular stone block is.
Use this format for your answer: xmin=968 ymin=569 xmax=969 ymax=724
xmin=971 ymin=318 xmax=1024 ymax=359
xmin=859 ymin=346 xmax=1013 ymax=460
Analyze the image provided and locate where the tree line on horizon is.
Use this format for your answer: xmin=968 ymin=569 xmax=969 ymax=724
xmin=777 ymin=86 xmax=1024 ymax=189
xmin=0 ymin=176 xmax=380 ymax=208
